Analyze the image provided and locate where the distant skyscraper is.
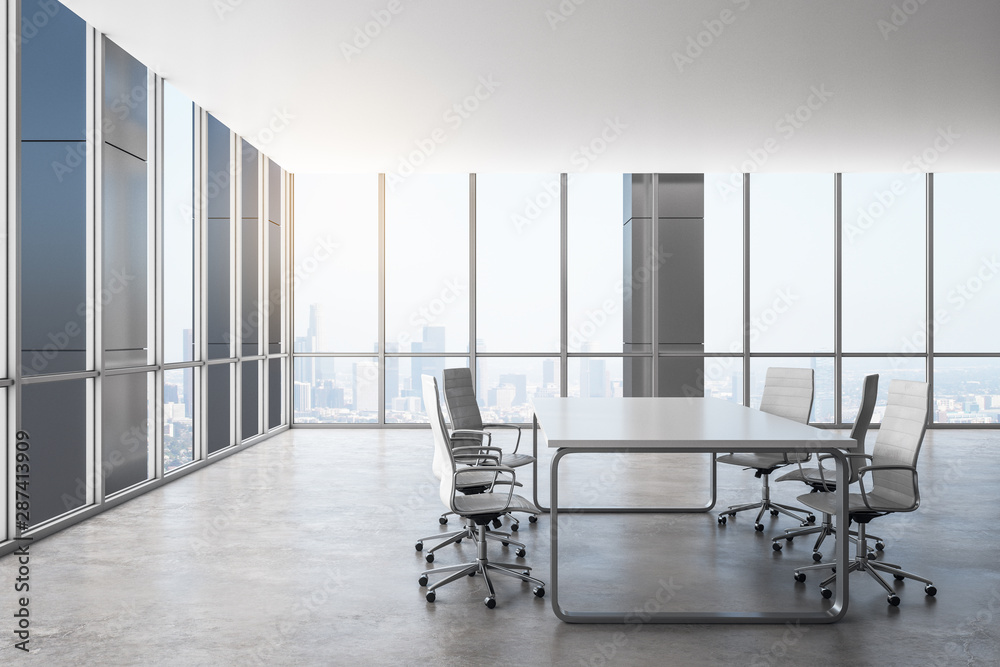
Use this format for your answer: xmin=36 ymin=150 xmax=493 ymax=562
xmin=353 ymin=361 xmax=379 ymax=413
xmin=587 ymin=359 xmax=607 ymax=397
xmin=543 ymin=359 xmax=555 ymax=386
xmin=164 ymin=383 xmax=180 ymax=403
xmin=294 ymin=381 xmax=312 ymax=412
xmin=499 ymin=374 xmax=527 ymax=406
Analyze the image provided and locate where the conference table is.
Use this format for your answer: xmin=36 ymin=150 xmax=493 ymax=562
xmin=531 ymin=397 xmax=857 ymax=624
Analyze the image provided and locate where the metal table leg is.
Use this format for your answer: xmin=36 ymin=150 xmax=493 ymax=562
xmin=532 ymin=414 xmax=717 ymax=514
xmin=549 ymin=445 xmax=849 ymax=624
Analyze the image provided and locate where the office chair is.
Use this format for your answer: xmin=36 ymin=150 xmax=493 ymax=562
xmin=717 ymin=367 xmax=817 ymax=531
xmin=792 ymin=380 xmax=936 ymax=606
xmin=415 ymin=384 xmax=530 ymax=563
xmin=442 ymin=367 xmax=539 ymax=531
xmin=418 ymin=375 xmax=545 ymax=608
xmin=772 ymin=374 xmax=885 ymax=560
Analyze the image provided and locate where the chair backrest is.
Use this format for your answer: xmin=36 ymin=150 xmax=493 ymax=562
xmin=443 ymin=367 xmax=484 ymax=430
xmin=760 ymin=367 xmax=814 ymax=424
xmin=869 ymin=379 xmax=928 ymax=510
xmin=846 ymin=373 xmax=879 ymax=483
xmin=422 ymin=375 xmax=457 ymax=505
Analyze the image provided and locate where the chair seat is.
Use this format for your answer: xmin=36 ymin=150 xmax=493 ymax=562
xmin=717 ymin=452 xmax=807 ymax=471
xmin=502 ymin=452 xmax=536 ymax=468
xmin=454 ymin=491 xmax=538 ymax=516
xmin=454 ymin=469 xmax=511 ymax=490
xmin=775 ymin=466 xmax=838 ymax=488
xmin=797 ymin=491 xmax=913 ymax=516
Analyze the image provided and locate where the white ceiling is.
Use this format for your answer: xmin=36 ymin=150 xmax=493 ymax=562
xmin=61 ymin=0 xmax=1000 ymax=174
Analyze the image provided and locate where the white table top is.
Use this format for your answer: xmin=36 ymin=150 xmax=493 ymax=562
xmin=532 ymin=397 xmax=856 ymax=451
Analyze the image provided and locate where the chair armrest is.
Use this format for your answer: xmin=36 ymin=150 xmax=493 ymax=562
xmin=452 ymin=466 xmax=517 ymax=512
xmin=482 ymin=423 xmax=523 ymax=454
xmin=451 ymin=430 xmax=493 ymax=447
xmin=812 ymin=452 xmax=872 ymax=489
xmin=452 ymin=445 xmax=503 ymax=467
xmin=856 ymin=464 xmax=919 ymax=512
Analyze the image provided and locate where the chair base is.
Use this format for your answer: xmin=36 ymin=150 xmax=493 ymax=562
xmin=771 ymin=512 xmax=885 ymax=560
xmin=793 ymin=523 xmax=935 ymax=606
xmin=419 ymin=524 xmax=545 ymax=607
xmin=416 ymin=518 xmax=526 ymax=562
xmin=718 ymin=471 xmax=814 ymax=530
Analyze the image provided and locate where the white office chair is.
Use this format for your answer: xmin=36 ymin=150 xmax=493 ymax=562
xmin=442 ymin=367 xmax=540 ymax=531
xmin=772 ymin=374 xmax=885 ymax=560
xmin=717 ymin=367 xmax=817 ymax=530
xmin=417 ymin=375 xmax=545 ymax=608
xmin=792 ymin=380 xmax=935 ymax=606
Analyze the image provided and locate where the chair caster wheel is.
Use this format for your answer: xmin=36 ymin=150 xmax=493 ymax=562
xmin=455 ymin=538 xmax=462 ymax=544
xmin=785 ymin=536 xmax=793 ymax=542
xmin=516 ymin=548 xmax=527 ymax=558
xmin=425 ymin=553 xmax=434 ymax=563
xmin=468 ymin=571 xmax=476 ymax=576
xmin=528 ymin=515 xmax=538 ymax=523
xmin=821 ymin=588 xmax=832 ymax=599
xmin=925 ymin=585 xmax=937 ymax=596
xmin=485 ymin=597 xmax=496 ymax=609
xmin=893 ymin=574 xmax=905 ymax=581
xmin=501 ymin=541 xmax=509 ymax=547
xmin=832 ymin=566 xmax=836 ymax=573
xmin=807 ymin=515 xmax=816 ymax=524
xmin=426 ymin=591 xmax=436 ymax=603
xmin=812 ymin=552 xmax=823 ymax=562
xmin=418 ymin=575 xmax=428 ymax=587
xmin=875 ymin=541 xmax=885 ymax=551
xmin=439 ymin=517 xmax=448 ymax=525
xmin=510 ymin=523 xmax=519 ymax=532
xmin=492 ymin=518 xmax=502 ymax=529
xmin=794 ymin=572 xmax=806 ymax=583
xmin=887 ymin=594 xmax=900 ymax=606
xmin=533 ymin=586 xmax=545 ymax=598
xmin=772 ymin=542 xmax=782 ymax=552
xmin=770 ymin=509 xmax=779 ymax=516
xmin=415 ymin=542 xmax=423 ymax=552
xmin=718 ymin=516 xmax=727 ymax=525
xmin=755 ymin=523 xmax=764 ymax=532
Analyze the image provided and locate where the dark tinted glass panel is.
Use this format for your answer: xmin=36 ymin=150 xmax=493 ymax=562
xmin=21 ymin=141 xmax=87 ymax=375
xmin=20 ymin=0 xmax=86 ymax=140
xmin=102 ymin=37 xmax=147 ymax=159
xmin=269 ymin=358 xmax=282 ymax=429
xmin=22 ymin=379 xmax=88 ymax=526
xmin=103 ymin=372 xmax=150 ymax=494
xmin=242 ymin=360 xmax=259 ymax=439
xmin=206 ymin=363 xmax=231 ymax=453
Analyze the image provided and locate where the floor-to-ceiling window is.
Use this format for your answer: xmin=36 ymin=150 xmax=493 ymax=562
xmin=292 ymin=171 xmax=1000 ymax=429
xmin=2 ymin=0 xmax=290 ymax=557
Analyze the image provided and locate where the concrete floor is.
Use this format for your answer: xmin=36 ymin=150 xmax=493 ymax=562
xmin=1 ymin=428 xmax=998 ymax=666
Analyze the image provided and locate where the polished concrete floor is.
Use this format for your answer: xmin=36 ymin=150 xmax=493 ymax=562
xmin=1 ymin=428 xmax=998 ymax=666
